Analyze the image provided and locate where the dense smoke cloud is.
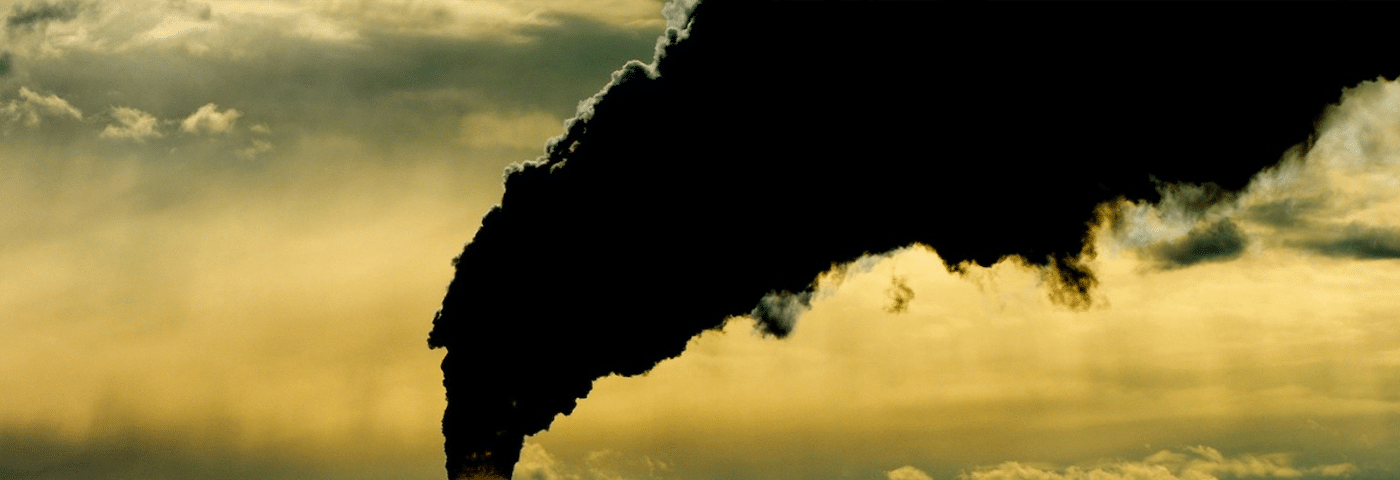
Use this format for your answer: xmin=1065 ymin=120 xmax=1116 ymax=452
xmin=429 ymin=2 xmax=1400 ymax=478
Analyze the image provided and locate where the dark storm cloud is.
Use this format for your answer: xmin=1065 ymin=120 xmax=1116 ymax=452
xmin=1301 ymin=223 xmax=1400 ymax=259
xmin=0 ymin=51 xmax=13 ymax=76
xmin=5 ymin=0 xmax=83 ymax=32
xmin=428 ymin=2 xmax=1400 ymax=478
xmin=1148 ymin=219 xmax=1249 ymax=268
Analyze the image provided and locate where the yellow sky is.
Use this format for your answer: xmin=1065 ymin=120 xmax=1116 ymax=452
xmin=523 ymin=244 xmax=1400 ymax=479
xmin=1 ymin=1 xmax=663 ymax=477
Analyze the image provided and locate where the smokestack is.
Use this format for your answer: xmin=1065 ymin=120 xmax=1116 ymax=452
xmin=429 ymin=2 xmax=1399 ymax=478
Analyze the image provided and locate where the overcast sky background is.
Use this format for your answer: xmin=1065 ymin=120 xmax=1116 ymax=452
xmin=4 ymin=1 xmax=1400 ymax=480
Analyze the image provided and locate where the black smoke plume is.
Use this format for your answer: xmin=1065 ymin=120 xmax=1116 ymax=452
xmin=429 ymin=2 xmax=1400 ymax=478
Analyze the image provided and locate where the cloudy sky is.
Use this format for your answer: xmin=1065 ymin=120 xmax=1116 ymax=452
xmin=1 ymin=0 xmax=661 ymax=478
xmin=4 ymin=1 xmax=1400 ymax=480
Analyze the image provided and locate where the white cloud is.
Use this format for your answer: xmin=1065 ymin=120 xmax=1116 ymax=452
xmin=888 ymin=465 xmax=935 ymax=480
xmin=180 ymin=103 xmax=242 ymax=134
xmin=1312 ymin=464 xmax=1358 ymax=477
xmin=236 ymin=139 xmax=274 ymax=159
xmin=516 ymin=443 xmax=581 ymax=480
xmin=960 ymin=447 xmax=1358 ymax=480
xmin=1 ymin=87 xmax=84 ymax=127
xmin=100 ymin=106 xmax=162 ymax=141
xmin=18 ymin=87 xmax=84 ymax=121
xmin=513 ymin=442 xmax=673 ymax=480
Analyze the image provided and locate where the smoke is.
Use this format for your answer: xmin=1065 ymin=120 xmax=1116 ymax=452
xmin=885 ymin=276 xmax=915 ymax=314
xmin=1146 ymin=219 xmax=1249 ymax=269
xmin=1300 ymin=223 xmax=1400 ymax=259
xmin=1243 ymin=197 xmax=1327 ymax=229
xmin=750 ymin=290 xmax=814 ymax=337
xmin=429 ymin=2 xmax=1400 ymax=478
